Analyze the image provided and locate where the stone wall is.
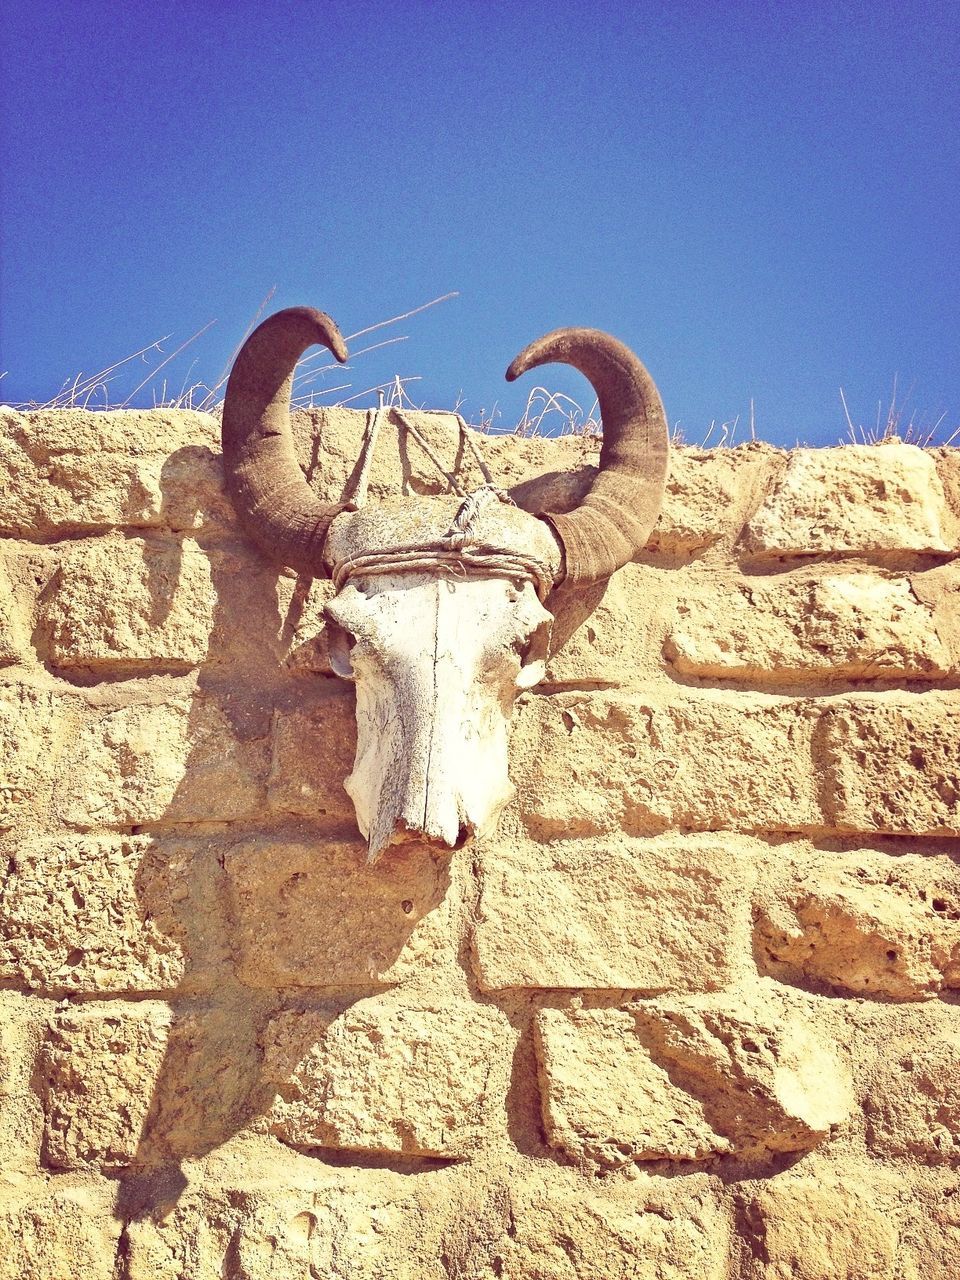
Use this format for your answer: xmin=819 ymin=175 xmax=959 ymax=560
xmin=1 ymin=403 xmax=959 ymax=1278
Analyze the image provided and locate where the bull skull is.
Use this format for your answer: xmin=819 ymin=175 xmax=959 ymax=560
xmin=222 ymin=307 xmax=668 ymax=861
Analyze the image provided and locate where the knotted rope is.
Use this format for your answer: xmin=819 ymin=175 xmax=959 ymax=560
xmin=334 ymin=409 xmax=554 ymax=600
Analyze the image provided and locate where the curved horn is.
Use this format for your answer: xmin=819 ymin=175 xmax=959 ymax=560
xmin=506 ymin=328 xmax=669 ymax=587
xmin=221 ymin=306 xmax=353 ymax=576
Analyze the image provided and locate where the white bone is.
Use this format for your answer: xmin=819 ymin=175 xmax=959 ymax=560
xmin=324 ymin=500 xmax=561 ymax=861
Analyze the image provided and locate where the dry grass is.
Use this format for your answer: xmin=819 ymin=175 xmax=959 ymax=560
xmin=4 ymin=307 xmax=957 ymax=447
xmin=839 ymin=377 xmax=960 ymax=448
xmin=3 ymin=292 xmax=457 ymax=415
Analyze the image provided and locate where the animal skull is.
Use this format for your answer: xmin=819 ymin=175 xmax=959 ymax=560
xmin=222 ymin=307 xmax=668 ymax=861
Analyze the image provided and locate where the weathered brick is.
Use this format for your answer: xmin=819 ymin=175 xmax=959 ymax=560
xmin=512 ymin=689 xmax=820 ymax=839
xmin=39 ymin=534 xmax=216 ymax=669
xmin=0 ymin=683 xmax=74 ymax=831
xmin=741 ymin=442 xmax=955 ymax=558
xmin=0 ymin=1184 xmax=122 ymax=1280
xmin=0 ymin=833 xmax=229 ymax=993
xmin=755 ymin=846 xmax=960 ymax=999
xmin=40 ymin=1000 xmax=170 ymax=1171
xmin=535 ymin=992 xmax=852 ymax=1169
xmin=666 ymin=567 xmax=952 ymax=682
xmin=820 ymin=695 xmax=960 ymax=835
xmin=739 ymin=1177 xmax=899 ymax=1280
xmin=267 ymin=694 xmax=357 ymax=822
xmin=865 ymin=1023 xmax=960 ymax=1163
xmin=224 ymin=837 xmax=451 ymax=987
xmin=0 ymin=407 xmax=231 ymax=536
xmin=54 ymin=691 xmax=267 ymax=828
xmin=472 ymin=833 xmax=753 ymax=992
xmin=261 ymin=995 xmax=511 ymax=1158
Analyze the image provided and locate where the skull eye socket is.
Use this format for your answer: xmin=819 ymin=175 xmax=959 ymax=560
xmin=514 ymin=614 xmax=552 ymax=690
xmin=325 ymin=618 xmax=357 ymax=680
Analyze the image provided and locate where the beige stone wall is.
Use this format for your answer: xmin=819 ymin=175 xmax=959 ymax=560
xmin=1 ymin=403 xmax=960 ymax=1278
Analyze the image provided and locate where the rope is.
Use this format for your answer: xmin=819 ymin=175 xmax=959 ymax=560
xmin=331 ymin=408 xmax=555 ymax=599
xmin=332 ymin=543 xmax=554 ymax=601
xmin=393 ymin=410 xmax=468 ymax=497
xmin=344 ymin=405 xmax=502 ymax=504
xmin=456 ymin=414 xmax=496 ymax=485
xmin=343 ymin=407 xmax=386 ymax=506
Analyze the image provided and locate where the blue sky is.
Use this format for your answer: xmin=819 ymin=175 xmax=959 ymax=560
xmin=2 ymin=0 xmax=958 ymax=445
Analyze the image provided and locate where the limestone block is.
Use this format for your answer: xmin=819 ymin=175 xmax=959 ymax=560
xmin=267 ymin=694 xmax=358 ymax=823
xmin=39 ymin=534 xmax=216 ymax=670
xmin=865 ymin=1028 xmax=960 ymax=1162
xmin=123 ymin=1187 xmax=338 ymax=1280
xmin=39 ymin=1001 xmax=170 ymax=1170
xmin=0 ymin=1184 xmax=121 ymax=1280
xmin=536 ymin=1007 xmax=728 ymax=1167
xmin=472 ymin=833 xmax=753 ymax=992
xmin=536 ymin=991 xmax=852 ymax=1169
xmin=651 ymin=442 xmax=778 ymax=556
xmin=741 ymin=442 xmax=955 ymax=558
xmin=896 ymin=1173 xmax=960 ymax=1280
xmin=666 ymin=567 xmax=952 ymax=682
xmin=934 ymin=448 xmax=960 ymax=525
xmin=292 ymin=406 xmax=595 ymax=506
xmin=820 ymin=695 xmax=960 ymax=835
xmin=261 ymin=995 xmax=510 ymax=1158
xmin=0 ymin=993 xmax=44 ymax=1173
xmin=739 ymin=1177 xmax=899 ymax=1280
xmin=504 ymin=1178 xmax=729 ymax=1280
xmin=544 ymin=563 xmax=676 ymax=688
xmin=0 ymin=407 xmax=231 ymax=536
xmin=55 ymin=692 xmax=267 ymax=828
xmin=755 ymin=847 xmax=960 ymax=999
xmin=275 ymin=575 xmax=338 ymax=675
xmin=293 ymin=410 xmax=769 ymax=558
xmin=224 ymin=837 xmax=451 ymax=986
xmin=0 ymin=833 xmax=230 ymax=994
xmin=0 ymin=560 xmax=24 ymax=666
xmin=0 ymin=683 xmax=73 ymax=831
xmin=121 ymin=1181 xmax=454 ymax=1280
xmin=512 ymin=689 xmax=820 ymax=839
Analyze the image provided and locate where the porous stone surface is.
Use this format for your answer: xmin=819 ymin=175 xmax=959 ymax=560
xmin=0 ymin=834 xmax=188 ymax=992
xmin=0 ymin=1185 xmax=122 ymax=1280
xmin=224 ymin=836 xmax=452 ymax=986
xmin=821 ymin=695 xmax=960 ymax=834
xmin=864 ymin=1024 xmax=960 ymax=1163
xmin=39 ymin=1001 xmax=170 ymax=1170
xmin=754 ymin=845 xmax=960 ymax=999
xmin=512 ymin=689 xmax=821 ymax=838
xmin=54 ymin=690 xmax=267 ymax=828
xmin=0 ymin=406 xmax=958 ymax=1279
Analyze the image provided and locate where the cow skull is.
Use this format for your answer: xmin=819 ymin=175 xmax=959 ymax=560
xmin=221 ymin=307 xmax=668 ymax=861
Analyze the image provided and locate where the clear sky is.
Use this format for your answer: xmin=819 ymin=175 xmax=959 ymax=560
xmin=2 ymin=0 xmax=958 ymax=446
